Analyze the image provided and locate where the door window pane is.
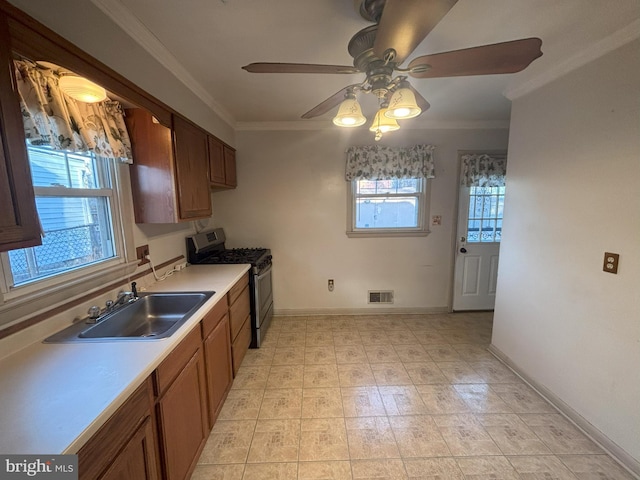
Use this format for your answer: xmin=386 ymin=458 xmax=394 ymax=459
xmin=467 ymin=186 xmax=505 ymax=243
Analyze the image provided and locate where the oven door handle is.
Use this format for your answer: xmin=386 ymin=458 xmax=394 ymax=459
xmin=255 ymin=263 xmax=272 ymax=280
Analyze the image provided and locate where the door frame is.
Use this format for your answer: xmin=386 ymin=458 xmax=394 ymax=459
xmin=448 ymin=149 xmax=507 ymax=312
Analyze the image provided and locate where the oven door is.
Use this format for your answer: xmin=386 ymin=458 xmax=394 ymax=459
xmin=253 ymin=263 xmax=273 ymax=347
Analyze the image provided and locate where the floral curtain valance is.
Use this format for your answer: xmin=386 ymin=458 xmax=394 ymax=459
xmin=345 ymin=144 xmax=436 ymax=181
xmin=461 ymin=153 xmax=507 ymax=187
xmin=14 ymin=60 xmax=133 ymax=163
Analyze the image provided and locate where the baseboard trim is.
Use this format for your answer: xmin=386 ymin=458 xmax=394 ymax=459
xmin=488 ymin=344 xmax=640 ymax=478
xmin=273 ymin=307 xmax=449 ymax=316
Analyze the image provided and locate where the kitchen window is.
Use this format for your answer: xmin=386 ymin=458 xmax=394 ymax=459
xmin=347 ymin=177 xmax=430 ymax=237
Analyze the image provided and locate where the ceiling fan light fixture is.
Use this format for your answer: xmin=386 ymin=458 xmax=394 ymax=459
xmin=369 ymin=107 xmax=400 ymax=134
xmin=385 ymin=86 xmax=421 ymax=119
xmin=332 ymin=94 xmax=366 ymax=127
xmin=59 ymin=75 xmax=108 ymax=103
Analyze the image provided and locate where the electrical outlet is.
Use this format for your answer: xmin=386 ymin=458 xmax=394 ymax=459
xmin=431 ymin=215 xmax=442 ymax=226
xmin=603 ymin=252 xmax=619 ymax=274
xmin=136 ymin=245 xmax=150 ymax=266
xmin=328 ymin=279 xmax=334 ymax=292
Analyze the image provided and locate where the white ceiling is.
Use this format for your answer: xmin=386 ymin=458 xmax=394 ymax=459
xmin=92 ymin=0 xmax=640 ymax=129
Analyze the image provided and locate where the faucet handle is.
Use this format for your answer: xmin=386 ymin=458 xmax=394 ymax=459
xmin=105 ymin=300 xmax=114 ymax=309
xmin=87 ymin=305 xmax=101 ymax=321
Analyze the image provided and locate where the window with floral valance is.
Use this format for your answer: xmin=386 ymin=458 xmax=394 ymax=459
xmin=460 ymin=153 xmax=506 ymax=187
xmin=345 ymin=144 xmax=436 ymax=181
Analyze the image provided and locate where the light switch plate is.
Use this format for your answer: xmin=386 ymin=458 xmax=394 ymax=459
xmin=431 ymin=215 xmax=442 ymax=226
xmin=603 ymin=252 xmax=619 ymax=274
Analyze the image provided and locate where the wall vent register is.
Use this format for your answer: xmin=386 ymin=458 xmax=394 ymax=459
xmin=368 ymin=290 xmax=394 ymax=304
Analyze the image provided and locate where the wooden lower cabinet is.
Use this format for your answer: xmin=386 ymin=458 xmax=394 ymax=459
xmin=98 ymin=418 xmax=158 ymax=480
xmin=203 ymin=313 xmax=233 ymax=428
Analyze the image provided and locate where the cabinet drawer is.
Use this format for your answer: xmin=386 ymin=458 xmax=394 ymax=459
xmin=201 ymin=298 xmax=227 ymax=338
xmin=155 ymin=327 xmax=201 ymax=396
xmin=229 ymin=285 xmax=250 ymax=341
xmin=231 ymin=317 xmax=251 ymax=376
xmin=228 ymin=273 xmax=249 ymax=306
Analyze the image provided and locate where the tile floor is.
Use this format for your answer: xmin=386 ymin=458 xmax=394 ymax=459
xmin=191 ymin=313 xmax=635 ymax=480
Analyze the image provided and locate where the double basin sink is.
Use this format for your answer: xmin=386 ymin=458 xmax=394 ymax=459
xmin=45 ymin=291 xmax=214 ymax=343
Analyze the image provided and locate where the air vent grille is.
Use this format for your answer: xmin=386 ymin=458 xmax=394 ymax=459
xmin=368 ymin=290 xmax=394 ymax=304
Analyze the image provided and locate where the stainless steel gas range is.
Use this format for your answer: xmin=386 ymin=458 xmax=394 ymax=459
xmin=186 ymin=228 xmax=273 ymax=348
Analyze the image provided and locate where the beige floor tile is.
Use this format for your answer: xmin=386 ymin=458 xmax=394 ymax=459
xmin=299 ymin=418 xmax=350 ymax=461
xmin=335 ymin=345 xmax=369 ymax=364
xmin=198 ymin=420 xmax=256 ymax=464
xmin=242 ymin=462 xmax=298 ymax=479
xmin=364 ymin=344 xmax=402 ymax=363
xmin=469 ymin=360 xmax=521 ymax=383
xmin=277 ymin=331 xmax=307 ymax=347
xmin=378 ymin=385 xmax=427 ymax=415
xmin=489 ymin=383 xmax=556 ymax=413
xmin=345 ymin=417 xmax=401 ymax=460
xmin=385 ymin=330 xmax=419 ymax=345
xmin=455 ymin=456 xmax=520 ymax=479
xmin=232 ymin=365 xmax=271 ymax=390
xmin=218 ymin=388 xmax=264 ymax=420
xmin=371 ymin=363 xmax=413 ymax=386
xmin=304 ymin=364 xmax=341 ymax=388
xmin=306 ymin=331 xmax=335 ymax=346
xmin=279 ymin=318 xmax=308 ymax=333
xmin=272 ymin=347 xmax=306 ymax=365
xmin=379 ymin=317 xmax=413 ymax=330
xmin=359 ymin=331 xmax=390 ymax=345
xmin=341 ymin=386 xmax=386 ymax=417
xmin=266 ymin=365 xmax=305 ymax=389
xmin=403 ymin=457 xmax=464 ymax=479
xmin=436 ymin=361 xmax=484 ymax=384
xmin=259 ymin=389 xmax=303 ymax=419
xmin=412 ymin=331 xmax=449 ymax=345
xmin=354 ymin=318 xmax=384 ymax=330
xmin=424 ymin=345 xmax=463 ymax=362
xmin=451 ymin=344 xmax=495 ymax=362
xmin=332 ymin=317 xmax=358 ymax=331
xmin=393 ymin=344 xmax=432 ymax=363
xmin=558 ymin=454 xmax=636 ymax=480
xmin=507 ymin=455 xmax=577 ymax=479
xmin=306 ymin=318 xmax=333 ymax=331
xmin=305 ymin=346 xmax=337 ymax=364
xmin=403 ymin=362 xmax=449 ymax=385
xmin=260 ymin=330 xmax=279 ymax=348
xmin=519 ymin=414 xmax=603 ymax=454
xmin=351 ymin=459 xmax=407 ymax=479
xmin=241 ymin=347 xmax=276 ymax=366
xmin=333 ymin=331 xmax=363 ymax=346
xmin=432 ymin=414 xmax=501 ymax=456
xmin=388 ymin=415 xmax=451 ymax=458
xmin=298 ymin=461 xmax=353 ymax=480
xmin=302 ymin=387 xmax=344 ymax=418
xmin=453 ymin=384 xmax=513 ymax=413
xmin=247 ymin=419 xmax=301 ymax=463
xmin=414 ymin=385 xmax=470 ymax=414
xmin=475 ymin=413 xmax=551 ymax=455
xmin=439 ymin=329 xmax=479 ymax=344
xmin=338 ymin=364 xmax=377 ymax=387
xmin=191 ymin=464 xmax=245 ymax=480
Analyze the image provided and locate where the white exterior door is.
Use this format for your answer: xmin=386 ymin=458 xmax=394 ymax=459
xmin=453 ymin=184 xmax=504 ymax=311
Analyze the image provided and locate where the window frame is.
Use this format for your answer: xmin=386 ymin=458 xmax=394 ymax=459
xmin=346 ymin=177 xmax=431 ymax=238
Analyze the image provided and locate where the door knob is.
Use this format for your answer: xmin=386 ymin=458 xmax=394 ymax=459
xmin=460 ymin=247 xmax=467 ymax=253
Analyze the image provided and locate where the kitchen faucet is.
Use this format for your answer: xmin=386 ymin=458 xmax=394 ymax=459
xmin=86 ymin=282 xmax=138 ymax=323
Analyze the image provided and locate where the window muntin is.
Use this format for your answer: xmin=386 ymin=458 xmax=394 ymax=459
xmin=349 ymin=178 xmax=429 ymax=235
xmin=466 ymin=185 xmax=505 ymax=243
xmin=5 ymin=146 xmax=118 ymax=287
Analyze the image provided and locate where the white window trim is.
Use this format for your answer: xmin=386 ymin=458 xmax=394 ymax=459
xmin=346 ymin=178 xmax=432 ymax=238
xmin=0 ymin=162 xmax=137 ymax=330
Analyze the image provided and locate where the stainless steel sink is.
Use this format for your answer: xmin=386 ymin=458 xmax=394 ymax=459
xmin=45 ymin=291 xmax=214 ymax=343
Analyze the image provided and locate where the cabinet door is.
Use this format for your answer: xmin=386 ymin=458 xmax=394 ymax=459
xmin=207 ymin=135 xmax=225 ymax=185
xmin=0 ymin=13 xmax=40 ymax=251
xmin=157 ymin=347 xmax=208 ymax=480
xmin=172 ymin=116 xmax=212 ymax=220
xmin=99 ymin=417 xmax=159 ymax=480
xmin=203 ymin=314 xmax=233 ymax=428
xmin=223 ymin=146 xmax=237 ymax=187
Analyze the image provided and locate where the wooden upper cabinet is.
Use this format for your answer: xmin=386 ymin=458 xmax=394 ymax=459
xmin=0 ymin=12 xmax=40 ymax=252
xmin=208 ymin=135 xmax=237 ymax=189
xmin=125 ymin=109 xmax=212 ymax=223
xmin=173 ymin=116 xmax=212 ymax=219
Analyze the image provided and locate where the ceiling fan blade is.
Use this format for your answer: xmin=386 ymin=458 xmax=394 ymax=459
xmin=373 ymin=0 xmax=458 ymax=65
xmin=301 ymin=85 xmax=359 ymax=119
xmin=242 ymin=63 xmax=360 ymax=74
xmin=408 ymin=84 xmax=430 ymax=114
xmin=408 ymin=38 xmax=543 ymax=78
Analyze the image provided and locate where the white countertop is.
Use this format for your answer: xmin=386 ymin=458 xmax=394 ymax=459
xmin=0 ymin=264 xmax=249 ymax=455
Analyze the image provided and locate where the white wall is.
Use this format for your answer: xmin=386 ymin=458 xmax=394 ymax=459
xmin=211 ymin=127 xmax=508 ymax=313
xmin=492 ymin=39 xmax=640 ymax=466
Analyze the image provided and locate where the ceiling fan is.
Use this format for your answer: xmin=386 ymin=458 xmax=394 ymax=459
xmin=242 ymin=0 xmax=543 ymax=139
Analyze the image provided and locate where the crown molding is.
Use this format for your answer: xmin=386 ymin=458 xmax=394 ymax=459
xmin=505 ymin=19 xmax=640 ymax=100
xmin=236 ymin=119 xmax=509 ymax=131
xmin=89 ymin=0 xmax=236 ymax=127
